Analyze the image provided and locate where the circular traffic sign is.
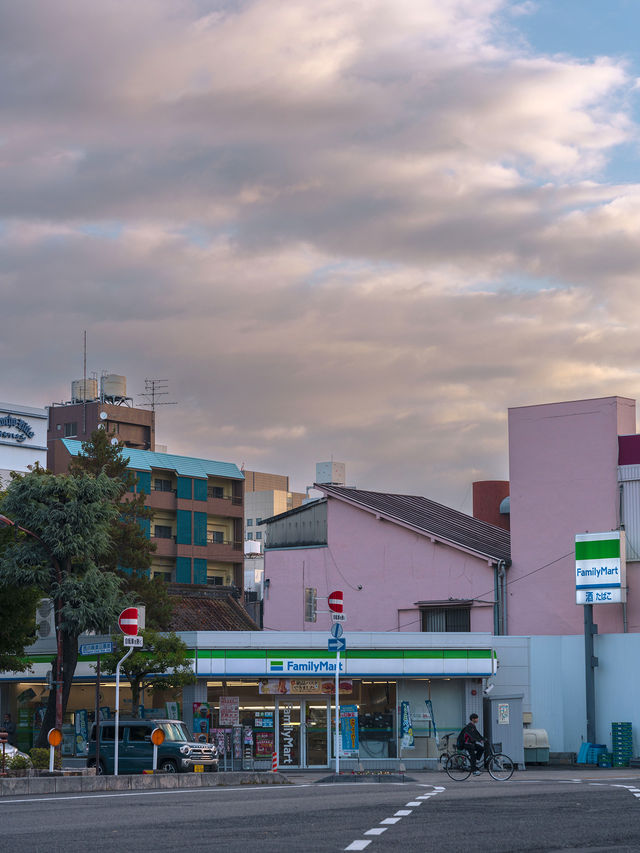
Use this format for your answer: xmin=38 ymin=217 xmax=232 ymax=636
xmin=330 ymin=622 xmax=344 ymax=639
xmin=118 ymin=607 xmax=139 ymax=636
xmin=151 ymin=727 xmax=165 ymax=746
xmin=328 ymin=590 xmax=344 ymax=613
xmin=48 ymin=728 xmax=62 ymax=747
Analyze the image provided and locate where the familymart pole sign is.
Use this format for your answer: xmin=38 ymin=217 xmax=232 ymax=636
xmin=575 ymin=531 xmax=626 ymax=604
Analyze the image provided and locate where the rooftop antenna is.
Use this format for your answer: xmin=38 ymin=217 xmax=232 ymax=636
xmin=137 ymin=379 xmax=177 ymax=414
xmin=83 ymin=331 xmax=87 ymax=435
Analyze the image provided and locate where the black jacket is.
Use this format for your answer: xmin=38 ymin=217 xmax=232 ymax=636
xmin=461 ymin=722 xmax=484 ymax=745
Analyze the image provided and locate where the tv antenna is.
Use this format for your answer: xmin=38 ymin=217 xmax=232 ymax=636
xmin=137 ymin=379 xmax=177 ymax=414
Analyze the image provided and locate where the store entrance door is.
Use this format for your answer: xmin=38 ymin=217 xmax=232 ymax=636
xmin=276 ymin=699 xmax=330 ymax=768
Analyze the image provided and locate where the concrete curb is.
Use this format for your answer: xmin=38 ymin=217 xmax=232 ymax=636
xmin=0 ymin=771 xmax=291 ymax=798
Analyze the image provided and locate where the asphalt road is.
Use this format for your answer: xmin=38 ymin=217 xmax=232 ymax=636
xmin=2 ymin=774 xmax=640 ymax=852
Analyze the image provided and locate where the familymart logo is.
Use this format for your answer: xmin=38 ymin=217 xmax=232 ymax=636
xmin=269 ymin=659 xmax=344 ymax=673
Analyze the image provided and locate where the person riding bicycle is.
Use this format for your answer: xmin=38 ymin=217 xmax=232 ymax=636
xmin=458 ymin=713 xmax=486 ymax=775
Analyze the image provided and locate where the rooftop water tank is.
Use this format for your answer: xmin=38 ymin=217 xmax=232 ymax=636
xmin=71 ymin=378 xmax=98 ymax=403
xmin=101 ymin=374 xmax=127 ymax=400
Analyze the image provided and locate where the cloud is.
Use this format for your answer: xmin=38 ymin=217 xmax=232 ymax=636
xmin=1 ymin=0 xmax=640 ymax=509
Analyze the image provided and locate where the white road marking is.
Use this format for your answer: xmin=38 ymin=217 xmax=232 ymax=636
xmin=0 ymin=784 xmax=307 ymax=806
xmin=343 ymin=785 xmax=443 ymax=851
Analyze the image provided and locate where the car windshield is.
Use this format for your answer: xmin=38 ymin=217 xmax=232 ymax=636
xmin=160 ymin=722 xmax=191 ymax=742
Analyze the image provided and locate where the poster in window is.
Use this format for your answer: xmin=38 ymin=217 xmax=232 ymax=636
xmin=219 ymin=696 xmax=240 ymax=726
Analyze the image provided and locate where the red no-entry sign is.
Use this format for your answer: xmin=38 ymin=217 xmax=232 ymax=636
xmin=328 ymin=590 xmax=344 ymax=613
xmin=118 ymin=607 xmax=139 ymax=636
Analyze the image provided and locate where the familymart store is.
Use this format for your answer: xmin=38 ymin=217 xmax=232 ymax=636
xmin=1 ymin=631 xmax=498 ymax=770
xmin=181 ymin=631 xmax=498 ymax=771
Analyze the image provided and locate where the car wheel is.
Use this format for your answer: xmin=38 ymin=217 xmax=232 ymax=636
xmin=159 ymin=759 xmax=178 ymax=773
xmin=87 ymin=759 xmax=106 ymax=776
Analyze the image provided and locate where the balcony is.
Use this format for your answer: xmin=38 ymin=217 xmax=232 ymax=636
xmin=206 ymin=538 xmax=243 ymax=560
xmin=146 ymin=489 xmax=177 ymax=510
xmin=151 ymin=536 xmax=177 ymax=557
xmin=207 ymin=494 xmax=243 ymax=517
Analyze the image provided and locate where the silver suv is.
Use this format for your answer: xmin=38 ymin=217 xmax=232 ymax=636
xmin=87 ymin=719 xmax=219 ymax=774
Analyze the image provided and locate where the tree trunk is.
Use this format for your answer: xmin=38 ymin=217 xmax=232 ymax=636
xmin=35 ymin=631 xmax=79 ymax=748
xmin=130 ymin=679 xmax=142 ymax=718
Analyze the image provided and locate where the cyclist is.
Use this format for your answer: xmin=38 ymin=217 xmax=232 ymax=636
xmin=458 ymin=713 xmax=486 ymax=775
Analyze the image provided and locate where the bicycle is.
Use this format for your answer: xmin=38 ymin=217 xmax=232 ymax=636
xmin=437 ymin=732 xmax=458 ymax=769
xmin=444 ymin=741 xmax=515 ymax=781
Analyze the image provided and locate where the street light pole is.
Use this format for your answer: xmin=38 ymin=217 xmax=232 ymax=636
xmin=0 ymin=514 xmax=64 ymax=733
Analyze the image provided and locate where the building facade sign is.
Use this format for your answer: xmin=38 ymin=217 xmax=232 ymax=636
xmin=0 ymin=401 xmax=47 ymax=487
xmin=0 ymin=414 xmax=35 ymax=443
xmin=575 ymin=531 xmax=627 ymax=604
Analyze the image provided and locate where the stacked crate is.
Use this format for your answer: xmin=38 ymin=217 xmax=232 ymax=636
xmin=611 ymin=722 xmax=632 ymax=767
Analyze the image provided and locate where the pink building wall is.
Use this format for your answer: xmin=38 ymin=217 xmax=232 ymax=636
xmin=508 ymin=396 xmax=636 ymax=636
xmin=263 ymin=498 xmax=497 ymax=633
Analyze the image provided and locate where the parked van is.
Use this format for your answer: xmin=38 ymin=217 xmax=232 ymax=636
xmin=86 ymin=719 xmax=219 ymax=774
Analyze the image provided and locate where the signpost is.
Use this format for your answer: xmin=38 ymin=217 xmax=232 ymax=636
xmin=115 ymin=607 xmax=141 ymax=776
xmin=327 ymin=591 xmax=345 ymax=775
xmin=79 ymin=639 xmax=116 ymax=773
xmin=151 ymin=726 xmax=165 ymax=771
xmin=575 ymin=531 xmax=626 ymax=744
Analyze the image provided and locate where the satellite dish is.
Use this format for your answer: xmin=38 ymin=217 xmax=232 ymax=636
xmin=99 ymin=412 xmax=107 ymax=420
xmin=110 ymin=438 xmax=118 ymax=446
xmin=97 ymin=423 xmax=106 ymax=430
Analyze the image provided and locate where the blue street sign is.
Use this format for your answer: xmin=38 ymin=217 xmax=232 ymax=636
xmin=79 ymin=641 xmax=115 ymax=656
xmin=328 ymin=637 xmax=346 ymax=653
xmin=330 ymin=622 xmax=344 ymax=639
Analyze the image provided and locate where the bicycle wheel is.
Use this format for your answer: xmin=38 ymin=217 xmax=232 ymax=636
xmin=445 ymin=752 xmax=471 ymax=781
xmin=487 ymin=753 xmax=515 ymax=781
xmin=438 ymin=751 xmax=450 ymax=769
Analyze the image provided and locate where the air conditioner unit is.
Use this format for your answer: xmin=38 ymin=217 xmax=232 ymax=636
xmin=36 ymin=599 xmax=55 ymax=640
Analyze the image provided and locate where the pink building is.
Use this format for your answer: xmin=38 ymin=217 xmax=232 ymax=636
xmin=263 ymin=487 xmax=510 ymax=634
xmin=507 ymin=396 xmax=638 ymax=636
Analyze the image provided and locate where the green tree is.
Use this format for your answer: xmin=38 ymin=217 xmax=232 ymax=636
xmin=100 ymin=629 xmax=195 ymax=717
xmin=0 ymin=470 xmax=125 ymax=745
xmin=0 ymin=517 xmax=42 ymax=672
xmin=69 ymin=429 xmax=173 ymax=629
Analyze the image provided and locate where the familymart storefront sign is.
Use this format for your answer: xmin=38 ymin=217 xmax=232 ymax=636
xmin=193 ymin=647 xmax=498 ymax=678
xmin=575 ymin=531 xmax=626 ymax=604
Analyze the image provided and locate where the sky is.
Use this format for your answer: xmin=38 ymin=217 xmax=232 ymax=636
xmin=2 ymin=0 xmax=640 ymax=511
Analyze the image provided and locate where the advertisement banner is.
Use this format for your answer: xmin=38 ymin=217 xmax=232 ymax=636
xmin=255 ymin=731 xmax=275 ymax=756
xmin=258 ymin=679 xmax=353 ymax=695
xmin=339 ymin=704 xmax=359 ymax=757
xmin=254 ymin=711 xmax=274 ymax=729
xmin=210 ymin=728 xmax=226 ymax=755
xmin=400 ymin=701 xmax=414 ymax=749
xmin=193 ymin=702 xmax=211 ymax=736
xmin=74 ymin=709 xmax=88 ymax=756
xmin=165 ymin=701 xmax=180 ymax=720
xmin=219 ymin=697 xmax=240 ymax=726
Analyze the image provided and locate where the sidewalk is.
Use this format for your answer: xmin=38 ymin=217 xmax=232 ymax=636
xmin=2 ymin=763 xmax=640 ymax=798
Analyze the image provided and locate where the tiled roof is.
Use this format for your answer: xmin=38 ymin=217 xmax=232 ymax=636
xmin=62 ymin=439 xmax=244 ymax=481
xmin=168 ymin=590 xmax=259 ymax=631
xmin=318 ymin=484 xmax=511 ymax=564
